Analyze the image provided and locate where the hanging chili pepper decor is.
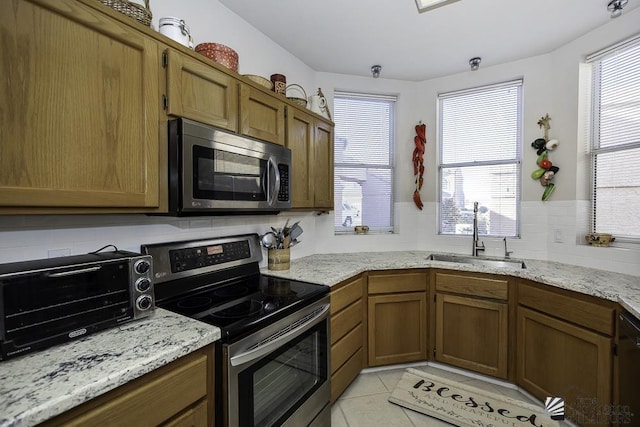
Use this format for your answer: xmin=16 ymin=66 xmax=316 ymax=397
xmin=413 ymin=122 xmax=426 ymax=210
xmin=531 ymin=114 xmax=560 ymax=201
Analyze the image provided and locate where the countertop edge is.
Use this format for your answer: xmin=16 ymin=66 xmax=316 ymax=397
xmin=261 ymin=251 xmax=640 ymax=316
xmin=0 ymin=309 xmax=221 ymax=427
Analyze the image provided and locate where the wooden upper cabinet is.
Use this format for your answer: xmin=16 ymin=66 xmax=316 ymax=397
xmin=165 ymin=49 xmax=238 ymax=132
xmin=312 ymin=119 xmax=334 ymax=209
xmin=239 ymin=84 xmax=285 ymax=146
xmin=0 ymin=0 xmax=160 ymax=210
xmin=286 ymin=107 xmax=315 ymax=208
xmin=285 ymin=106 xmax=335 ymax=210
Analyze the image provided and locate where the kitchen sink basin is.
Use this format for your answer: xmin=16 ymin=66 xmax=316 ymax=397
xmin=427 ymin=253 xmax=526 ymax=269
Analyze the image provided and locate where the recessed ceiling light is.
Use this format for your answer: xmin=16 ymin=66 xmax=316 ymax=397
xmin=415 ymin=0 xmax=461 ymax=13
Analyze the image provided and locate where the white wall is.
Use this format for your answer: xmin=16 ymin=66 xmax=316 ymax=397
xmin=150 ymin=0 xmax=317 ymax=95
xmin=0 ymin=1 xmax=639 ymax=276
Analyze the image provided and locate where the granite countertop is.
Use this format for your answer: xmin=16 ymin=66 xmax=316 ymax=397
xmin=261 ymin=251 xmax=640 ymax=319
xmin=0 ymin=308 xmax=221 ymax=427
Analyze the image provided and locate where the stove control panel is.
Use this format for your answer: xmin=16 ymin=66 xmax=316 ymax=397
xmin=169 ymin=241 xmax=251 ymax=273
xmin=141 ymin=233 xmax=263 ymax=284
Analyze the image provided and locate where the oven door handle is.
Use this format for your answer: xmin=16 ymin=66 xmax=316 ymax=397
xmin=230 ymin=303 xmax=329 ymax=367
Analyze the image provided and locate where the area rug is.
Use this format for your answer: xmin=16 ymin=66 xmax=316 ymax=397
xmin=389 ymin=368 xmax=562 ymax=427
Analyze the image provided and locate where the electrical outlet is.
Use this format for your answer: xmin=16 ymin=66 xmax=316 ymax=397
xmin=554 ymin=229 xmax=564 ymax=243
xmin=48 ymin=248 xmax=71 ymax=258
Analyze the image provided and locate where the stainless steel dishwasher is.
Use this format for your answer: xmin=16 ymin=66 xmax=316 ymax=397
xmin=618 ymin=311 xmax=640 ymax=425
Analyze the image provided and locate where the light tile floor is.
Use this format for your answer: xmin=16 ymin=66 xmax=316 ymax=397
xmin=331 ymin=363 xmax=564 ymax=427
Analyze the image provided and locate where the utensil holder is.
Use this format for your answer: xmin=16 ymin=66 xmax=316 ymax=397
xmin=268 ymin=248 xmax=290 ymax=270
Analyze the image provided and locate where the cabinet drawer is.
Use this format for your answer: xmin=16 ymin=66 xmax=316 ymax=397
xmin=368 ymin=272 xmax=427 ymax=294
xmin=161 ymin=399 xmax=207 ymax=427
xmin=435 ymin=272 xmax=508 ymax=300
xmin=44 ymin=350 xmax=209 ymax=426
xmin=331 ymin=324 xmax=363 ymax=374
xmin=331 ymin=276 xmax=364 ymax=314
xmin=331 ymin=299 xmax=363 ymax=344
xmin=518 ymin=282 xmax=615 ymax=336
xmin=331 ymin=348 xmax=363 ymax=402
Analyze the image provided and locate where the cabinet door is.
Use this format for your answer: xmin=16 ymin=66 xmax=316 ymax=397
xmin=286 ymin=107 xmax=315 ymax=208
xmin=0 ymin=0 xmax=159 ymax=209
xmin=368 ymin=292 xmax=427 ymax=366
xmin=165 ymin=49 xmax=238 ymax=132
xmin=313 ymin=119 xmax=334 ymax=209
xmin=41 ymin=345 xmax=212 ymax=426
xmin=435 ymin=294 xmax=508 ymax=378
xmin=240 ymin=84 xmax=285 ymax=146
xmin=517 ymin=306 xmax=612 ymax=426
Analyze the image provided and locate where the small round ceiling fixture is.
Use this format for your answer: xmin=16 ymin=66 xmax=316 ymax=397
xmin=607 ymin=0 xmax=628 ymax=17
xmin=371 ymin=65 xmax=382 ymax=78
xmin=469 ymin=57 xmax=481 ymax=71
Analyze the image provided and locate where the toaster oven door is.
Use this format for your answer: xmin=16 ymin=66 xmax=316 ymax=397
xmin=1 ymin=262 xmax=133 ymax=359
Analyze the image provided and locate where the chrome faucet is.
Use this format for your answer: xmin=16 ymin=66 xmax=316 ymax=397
xmin=503 ymin=237 xmax=513 ymax=259
xmin=472 ymin=201 xmax=485 ymax=257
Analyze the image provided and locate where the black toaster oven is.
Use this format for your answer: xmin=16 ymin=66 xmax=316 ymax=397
xmin=0 ymin=250 xmax=154 ymax=361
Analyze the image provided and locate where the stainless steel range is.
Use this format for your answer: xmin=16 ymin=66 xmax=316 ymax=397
xmin=142 ymin=234 xmax=330 ymax=427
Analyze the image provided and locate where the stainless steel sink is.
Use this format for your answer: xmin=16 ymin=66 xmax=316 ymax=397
xmin=427 ymin=253 xmax=526 ymax=269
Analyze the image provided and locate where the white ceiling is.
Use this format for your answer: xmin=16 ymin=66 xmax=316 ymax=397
xmin=218 ymin=0 xmax=639 ymax=81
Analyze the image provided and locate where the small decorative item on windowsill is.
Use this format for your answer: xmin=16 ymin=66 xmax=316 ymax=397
xmin=260 ymin=220 xmax=303 ymax=270
xmin=531 ymin=114 xmax=560 ymax=201
xmin=585 ymin=233 xmax=615 ymax=247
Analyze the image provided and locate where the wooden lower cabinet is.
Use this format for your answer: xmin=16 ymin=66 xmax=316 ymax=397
xmin=517 ymin=279 xmax=616 ymax=426
xmin=41 ymin=345 xmax=214 ymax=427
xmin=431 ymin=270 xmax=510 ymax=379
xmin=367 ymin=271 xmax=428 ymax=367
xmin=368 ymin=292 xmax=427 ymax=366
xmin=435 ymin=294 xmax=508 ymax=378
xmin=330 ymin=275 xmax=365 ymax=402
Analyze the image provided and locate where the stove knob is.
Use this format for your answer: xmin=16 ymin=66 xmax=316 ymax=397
xmin=134 ymin=259 xmax=151 ymax=275
xmin=135 ymin=277 xmax=152 ymax=292
xmin=136 ymin=295 xmax=153 ymax=311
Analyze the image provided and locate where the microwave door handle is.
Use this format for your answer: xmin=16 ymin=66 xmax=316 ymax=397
xmin=267 ymin=156 xmax=281 ymax=206
xmin=47 ymin=265 xmax=102 ymax=277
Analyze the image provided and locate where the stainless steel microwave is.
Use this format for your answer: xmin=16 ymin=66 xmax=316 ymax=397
xmin=167 ymin=118 xmax=292 ymax=215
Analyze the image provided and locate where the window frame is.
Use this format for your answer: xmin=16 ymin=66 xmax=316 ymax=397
xmin=333 ymin=91 xmax=396 ymax=234
xmin=437 ymin=79 xmax=523 ymax=238
xmin=587 ymin=34 xmax=640 ymax=244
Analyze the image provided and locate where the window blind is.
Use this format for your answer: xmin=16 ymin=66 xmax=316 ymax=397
xmin=589 ymin=38 xmax=640 ymax=240
xmin=333 ymin=92 xmax=396 ymax=232
xmin=438 ymin=80 xmax=522 ymax=237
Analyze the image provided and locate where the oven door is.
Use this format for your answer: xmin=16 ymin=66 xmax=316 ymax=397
xmin=224 ymin=297 xmax=330 ymax=427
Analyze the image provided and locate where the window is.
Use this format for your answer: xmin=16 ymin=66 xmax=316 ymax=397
xmin=438 ymin=80 xmax=522 ymax=237
xmin=588 ymin=36 xmax=640 ymax=241
xmin=333 ymin=92 xmax=395 ymax=233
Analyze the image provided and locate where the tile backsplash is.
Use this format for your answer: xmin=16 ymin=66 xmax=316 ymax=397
xmin=0 ymin=200 xmax=638 ymax=276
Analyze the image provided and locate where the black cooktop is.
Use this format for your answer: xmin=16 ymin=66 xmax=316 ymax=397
xmin=142 ymin=234 xmax=329 ymax=341
xmin=158 ymin=274 xmax=328 ymax=339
